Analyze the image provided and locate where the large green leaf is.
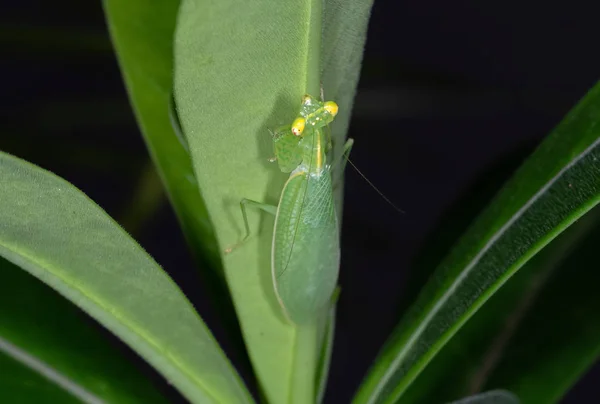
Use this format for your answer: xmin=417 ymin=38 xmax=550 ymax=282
xmin=102 ymin=0 xmax=247 ymax=343
xmin=0 ymin=151 xmax=252 ymax=403
xmin=0 ymin=256 xmax=167 ymax=403
xmin=354 ymin=82 xmax=600 ymax=404
xmin=173 ymin=0 xmax=373 ymax=402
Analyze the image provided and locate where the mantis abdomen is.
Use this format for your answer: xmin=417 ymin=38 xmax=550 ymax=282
xmin=272 ymin=167 xmax=340 ymax=324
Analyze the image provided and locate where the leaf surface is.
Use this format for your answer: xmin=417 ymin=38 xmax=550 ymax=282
xmin=103 ymin=0 xmax=246 ymax=341
xmin=175 ymin=0 xmax=371 ymax=403
xmin=173 ymin=0 xmax=373 ymax=402
xmin=0 ymin=151 xmax=253 ymax=403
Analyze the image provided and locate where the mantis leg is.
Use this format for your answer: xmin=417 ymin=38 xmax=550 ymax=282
xmin=335 ymin=138 xmax=354 ymax=173
xmin=332 ymin=138 xmax=354 ymax=190
xmin=266 ymin=128 xmax=278 ymax=162
xmin=225 ymin=198 xmax=277 ymax=254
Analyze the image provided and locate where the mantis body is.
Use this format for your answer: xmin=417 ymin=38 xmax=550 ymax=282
xmin=228 ymin=94 xmax=352 ymax=324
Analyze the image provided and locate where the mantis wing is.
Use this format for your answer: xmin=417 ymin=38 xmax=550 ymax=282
xmin=272 ymin=170 xmax=340 ymax=324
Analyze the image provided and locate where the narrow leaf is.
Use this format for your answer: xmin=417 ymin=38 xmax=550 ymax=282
xmin=315 ymin=290 xmax=339 ymax=403
xmin=480 ymin=208 xmax=600 ymax=402
xmin=0 ymin=257 xmax=167 ymax=403
xmin=0 ymin=151 xmax=253 ymax=403
xmin=102 ymin=0 xmax=244 ymax=342
xmin=400 ymin=206 xmax=600 ymax=404
xmin=354 ymin=82 xmax=600 ymax=403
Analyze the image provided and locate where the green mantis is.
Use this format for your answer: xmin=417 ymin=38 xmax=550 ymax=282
xmin=227 ymin=93 xmax=352 ymax=325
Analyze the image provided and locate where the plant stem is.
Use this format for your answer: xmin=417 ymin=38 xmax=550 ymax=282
xmin=290 ymin=321 xmax=319 ymax=404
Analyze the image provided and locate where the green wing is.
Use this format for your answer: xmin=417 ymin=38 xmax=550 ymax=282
xmin=272 ymin=170 xmax=340 ymax=324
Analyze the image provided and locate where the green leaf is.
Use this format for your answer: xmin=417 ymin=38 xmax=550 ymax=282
xmin=0 ymin=151 xmax=253 ymax=403
xmin=400 ymin=206 xmax=600 ymax=404
xmin=354 ymin=82 xmax=600 ymax=404
xmin=315 ymin=313 xmax=335 ymax=404
xmin=478 ymin=208 xmax=600 ymax=402
xmin=173 ymin=0 xmax=372 ymax=402
xmin=315 ymin=289 xmax=340 ymax=404
xmin=0 ymin=256 xmax=167 ymax=403
xmin=102 ymin=0 xmax=246 ymax=343
xmin=394 ymin=141 xmax=539 ymax=324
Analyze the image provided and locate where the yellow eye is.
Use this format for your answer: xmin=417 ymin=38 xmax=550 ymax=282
xmin=291 ymin=117 xmax=306 ymax=136
xmin=324 ymin=101 xmax=339 ymax=117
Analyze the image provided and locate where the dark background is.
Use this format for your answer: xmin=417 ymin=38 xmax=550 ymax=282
xmin=1 ymin=0 xmax=599 ymax=403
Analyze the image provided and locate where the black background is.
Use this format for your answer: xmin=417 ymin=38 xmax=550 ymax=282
xmin=1 ymin=0 xmax=599 ymax=403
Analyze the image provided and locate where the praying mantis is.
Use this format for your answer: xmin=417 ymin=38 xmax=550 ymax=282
xmin=226 ymin=93 xmax=353 ymax=325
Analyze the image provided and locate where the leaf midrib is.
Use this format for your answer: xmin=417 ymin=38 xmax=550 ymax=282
xmin=0 ymin=335 xmax=104 ymax=404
